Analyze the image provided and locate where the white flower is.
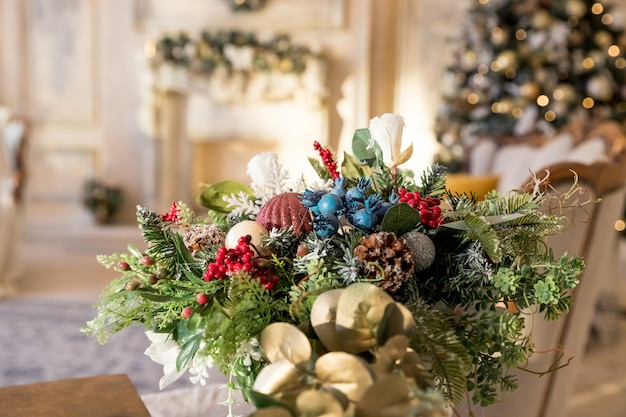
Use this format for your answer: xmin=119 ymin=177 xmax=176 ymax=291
xmin=144 ymin=331 xmax=187 ymax=390
xmin=246 ymin=152 xmax=293 ymax=202
xmin=188 ymin=354 xmax=214 ymax=386
xmin=236 ymin=338 xmax=262 ymax=368
xmin=368 ymin=113 xmax=406 ymax=166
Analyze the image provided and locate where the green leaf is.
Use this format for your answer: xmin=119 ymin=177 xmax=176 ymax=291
xmin=127 ymin=244 xmax=144 ymax=259
xmin=464 ymin=213 xmax=502 ymax=262
xmin=352 ymin=128 xmax=379 ymax=164
xmin=135 ymin=289 xmax=191 ymax=303
xmin=176 ymin=332 xmax=202 ymax=371
xmin=308 ymin=156 xmax=332 ymax=181
xmin=248 ymin=391 xmax=295 ymax=415
xmin=196 ymin=180 xmax=253 ymax=213
xmin=381 ymin=203 xmax=421 ymax=236
xmin=341 ymin=152 xmax=374 ymax=181
xmin=442 ymin=213 xmax=525 ymax=231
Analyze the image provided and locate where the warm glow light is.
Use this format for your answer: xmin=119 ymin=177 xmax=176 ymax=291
xmin=568 ymin=17 xmax=579 ymax=27
xmin=491 ymin=102 xmax=503 ymax=113
xmin=478 ymin=0 xmax=489 ymax=4
xmin=512 ymin=107 xmax=524 ymax=118
xmin=582 ymin=97 xmax=595 ymax=109
xmin=468 ymin=93 xmax=479 ymax=104
xmin=490 ymin=61 xmax=502 ymax=72
xmin=478 ymin=64 xmax=489 ymax=74
xmin=616 ymin=58 xmax=626 ymax=69
xmin=591 ymin=3 xmax=604 ymax=14
xmin=608 ymin=45 xmax=620 ymax=57
xmin=505 ymin=68 xmax=516 ymax=78
xmin=615 ymin=219 xmax=625 ymax=232
xmin=602 ymin=13 xmax=613 ymax=25
xmin=515 ymin=29 xmax=527 ymax=40
xmin=537 ymin=95 xmax=550 ymax=106
xmin=582 ymin=57 xmax=595 ymax=69
xmin=144 ymin=40 xmax=157 ymax=58
xmin=544 ymin=111 xmax=556 ymax=122
xmin=553 ymin=89 xmax=565 ymax=100
xmin=473 ymin=73 xmax=485 ymax=84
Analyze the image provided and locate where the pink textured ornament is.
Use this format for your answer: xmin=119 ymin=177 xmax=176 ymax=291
xmin=256 ymin=192 xmax=313 ymax=235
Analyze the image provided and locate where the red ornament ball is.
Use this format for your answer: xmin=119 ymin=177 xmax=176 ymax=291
xmin=256 ymin=192 xmax=313 ymax=235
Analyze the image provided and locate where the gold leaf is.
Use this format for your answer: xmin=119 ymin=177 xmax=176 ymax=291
xmin=315 ymin=351 xmax=374 ymax=404
xmin=252 ymin=359 xmax=305 ymax=407
xmin=377 ymin=303 xmax=416 ymax=346
xmin=354 ymin=374 xmax=412 ymax=417
xmin=310 ymin=289 xmax=345 ymax=352
xmin=392 ymin=143 xmax=414 ymax=167
xmin=261 ymin=322 xmax=312 ymax=365
xmin=295 ymin=389 xmax=345 ymax=417
xmin=335 ymin=283 xmax=394 ymax=353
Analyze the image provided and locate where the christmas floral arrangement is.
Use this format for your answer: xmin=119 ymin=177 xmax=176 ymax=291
xmin=83 ymin=114 xmax=584 ymax=416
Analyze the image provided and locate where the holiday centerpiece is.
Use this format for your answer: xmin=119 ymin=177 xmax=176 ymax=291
xmin=83 ymin=114 xmax=584 ymax=417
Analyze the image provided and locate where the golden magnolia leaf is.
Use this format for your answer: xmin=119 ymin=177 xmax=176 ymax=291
xmin=392 ymin=143 xmax=414 ymax=167
xmin=315 ymin=351 xmax=374 ymax=404
xmin=335 ymin=283 xmax=394 ymax=353
xmin=377 ymin=303 xmax=416 ymax=346
xmin=310 ymin=288 xmax=345 ymax=352
xmin=261 ymin=322 xmax=311 ymax=365
xmin=399 ymin=348 xmax=432 ymax=390
xmin=373 ymin=334 xmax=409 ymax=375
xmin=252 ymin=359 xmax=304 ymax=407
xmin=354 ymin=374 xmax=412 ymax=417
xmin=295 ymin=389 xmax=345 ymax=417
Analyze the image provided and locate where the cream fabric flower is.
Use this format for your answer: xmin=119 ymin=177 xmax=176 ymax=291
xmin=144 ymin=331 xmax=188 ymax=390
xmin=368 ymin=113 xmax=406 ymax=166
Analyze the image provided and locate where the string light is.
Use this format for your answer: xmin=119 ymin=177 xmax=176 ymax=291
xmin=582 ymin=97 xmax=595 ymax=109
xmin=591 ymin=3 xmax=604 ymax=14
xmin=602 ymin=14 xmax=613 ymax=25
xmin=467 ymin=93 xmax=479 ymax=104
xmin=553 ymin=89 xmax=565 ymax=100
xmin=537 ymin=95 xmax=550 ymax=106
xmin=608 ymin=45 xmax=620 ymax=57
xmin=473 ymin=73 xmax=485 ymax=84
xmin=582 ymin=57 xmax=595 ymax=69
xmin=515 ymin=29 xmax=527 ymax=40
xmin=615 ymin=58 xmax=626 ymax=69
xmin=512 ymin=107 xmax=524 ymax=118
xmin=544 ymin=111 xmax=556 ymax=122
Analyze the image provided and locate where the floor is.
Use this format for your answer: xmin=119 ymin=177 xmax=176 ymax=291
xmin=4 ymin=201 xmax=626 ymax=417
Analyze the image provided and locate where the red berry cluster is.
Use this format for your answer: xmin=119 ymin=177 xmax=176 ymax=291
xmin=313 ymin=141 xmax=340 ymax=180
xmin=398 ymin=188 xmax=443 ymax=228
xmin=202 ymin=235 xmax=279 ymax=290
xmin=161 ymin=202 xmax=182 ymax=224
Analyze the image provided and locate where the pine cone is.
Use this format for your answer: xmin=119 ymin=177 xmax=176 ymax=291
xmin=183 ymin=224 xmax=226 ymax=253
xmin=354 ymin=231 xmax=414 ymax=293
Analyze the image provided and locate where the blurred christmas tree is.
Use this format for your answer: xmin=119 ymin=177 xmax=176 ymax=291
xmin=435 ymin=0 xmax=626 ymax=171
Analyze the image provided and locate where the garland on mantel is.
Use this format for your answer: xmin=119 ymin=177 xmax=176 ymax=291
xmin=150 ymin=30 xmax=327 ymax=104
